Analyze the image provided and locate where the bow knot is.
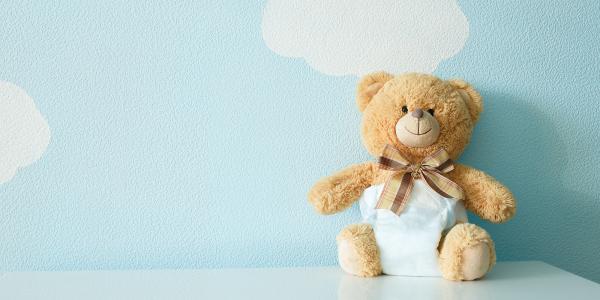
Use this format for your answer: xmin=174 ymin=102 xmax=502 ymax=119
xmin=410 ymin=163 xmax=422 ymax=178
xmin=375 ymin=144 xmax=464 ymax=215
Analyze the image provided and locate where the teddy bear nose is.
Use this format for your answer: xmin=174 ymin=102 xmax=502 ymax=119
xmin=412 ymin=108 xmax=424 ymax=119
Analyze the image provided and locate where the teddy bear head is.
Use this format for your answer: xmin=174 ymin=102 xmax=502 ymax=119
xmin=357 ymin=72 xmax=482 ymax=162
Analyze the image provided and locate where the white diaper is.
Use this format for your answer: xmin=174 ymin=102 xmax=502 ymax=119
xmin=358 ymin=180 xmax=467 ymax=276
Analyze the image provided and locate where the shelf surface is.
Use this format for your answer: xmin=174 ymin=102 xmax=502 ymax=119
xmin=1 ymin=261 xmax=599 ymax=299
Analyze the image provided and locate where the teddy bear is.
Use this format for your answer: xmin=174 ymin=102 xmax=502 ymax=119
xmin=308 ymin=72 xmax=516 ymax=281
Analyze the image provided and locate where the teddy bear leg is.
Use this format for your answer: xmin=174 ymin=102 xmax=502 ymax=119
xmin=336 ymin=223 xmax=382 ymax=277
xmin=438 ymin=223 xmax=496 ymax=281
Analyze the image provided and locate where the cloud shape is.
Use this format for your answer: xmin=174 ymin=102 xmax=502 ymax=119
xmin=0 ymin=82 xmax=50 ymax=184
xmin=262 ymin=0 xmax=469 ymax=76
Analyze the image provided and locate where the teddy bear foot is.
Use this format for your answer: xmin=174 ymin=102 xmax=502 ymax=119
xmin=336 ymin=223 xmax=382 ymax=277
xmin=438 ymin=223 xmax=496 ymax=281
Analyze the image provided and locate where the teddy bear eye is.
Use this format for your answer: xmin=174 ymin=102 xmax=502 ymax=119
xmin=427 ymin=109 xmax=434 ymax=116
xmin=401 ymin=106 xmax=408 ymax=113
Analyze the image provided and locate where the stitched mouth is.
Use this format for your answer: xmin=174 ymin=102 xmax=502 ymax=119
xmin=404 ymin=126 xmax=431 ymax=136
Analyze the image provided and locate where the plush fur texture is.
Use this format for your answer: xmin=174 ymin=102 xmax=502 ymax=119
xmin=308 ymin=162 xmax=376 ymax=214
xmin=308 ymin=72 xmax=517 ymax=280
xmin=438 ymin=223 xmax=496 ymax=280
xmin=336 ymin=223 xmax=382 ymax=277
xmin=447 ymin=164 xmax=516 ymax=223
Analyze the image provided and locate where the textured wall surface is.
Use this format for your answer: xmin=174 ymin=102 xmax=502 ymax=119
xmin=1 ymin=1 xmax=599 ymax=282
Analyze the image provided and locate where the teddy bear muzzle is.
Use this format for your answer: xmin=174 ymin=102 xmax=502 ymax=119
xmin=395 ymin=108 xmax=440 ymax=147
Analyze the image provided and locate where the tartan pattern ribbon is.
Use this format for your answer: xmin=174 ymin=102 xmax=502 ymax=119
xmin=375 ymin=144 xmax=464 ymax=215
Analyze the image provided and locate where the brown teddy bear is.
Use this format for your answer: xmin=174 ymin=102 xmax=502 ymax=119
xmin=308 ymin=72 xmax=516 ymax=281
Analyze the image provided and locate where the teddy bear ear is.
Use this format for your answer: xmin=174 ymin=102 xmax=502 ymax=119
xmin=356 ymin=72 xmax=394 ymax=112
xmin=448 ymin=79 xmax=483 ymax=123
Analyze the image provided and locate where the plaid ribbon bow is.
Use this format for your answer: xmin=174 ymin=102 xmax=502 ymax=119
xmin=375 ymin=144 xmax=464 ymax=215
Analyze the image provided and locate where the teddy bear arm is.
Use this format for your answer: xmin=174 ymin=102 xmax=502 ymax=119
xmin=308 ymin=162 xmax=376 ymax=215
xmin=449 ymin=164 xmax=516 ymax=223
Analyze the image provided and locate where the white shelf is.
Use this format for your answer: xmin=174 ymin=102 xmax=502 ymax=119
xmin=1 ymin=261 xmax=598 ymax=299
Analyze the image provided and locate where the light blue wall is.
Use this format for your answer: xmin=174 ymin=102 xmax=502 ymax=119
xmin=1 ymin=1 xmax=599 ymax=282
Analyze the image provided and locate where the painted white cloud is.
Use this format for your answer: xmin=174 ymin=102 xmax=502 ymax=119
xmin=0 ymin=82 xmax=50 ymax=184
xmin=262 ymin=0 xmax=469 ymax=76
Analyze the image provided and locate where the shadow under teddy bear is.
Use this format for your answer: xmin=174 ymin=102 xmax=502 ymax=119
xmin=465 ymin=91 xmax=600 ymax=282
